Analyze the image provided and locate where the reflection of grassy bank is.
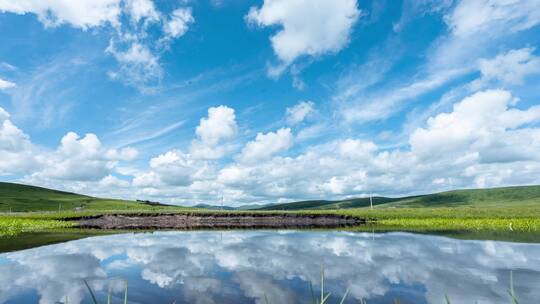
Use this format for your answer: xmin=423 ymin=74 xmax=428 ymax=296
xmin=3 ymin=227 xmax=538 ymax=255
xmin=346 ymin=225 xmax=540 ymax=243
xmin=0 ymin=230 xmax=105 ymax=252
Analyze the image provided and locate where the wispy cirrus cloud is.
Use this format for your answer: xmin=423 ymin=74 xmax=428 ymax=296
xmin=0 ymin=0 xmax=195 ymax=92
xmin=335 ymin=0 xmax=540 ymax=126
xmin=0 ymin=77 xmax=15 ymax=90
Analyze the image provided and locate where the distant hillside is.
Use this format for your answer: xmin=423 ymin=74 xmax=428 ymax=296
xmin=0 ymin=182 xmax=184 ymax=212
xmin=314 ymin=197 xmax=412 ymax=209
xmin=193 ymin=204 xmax=236 ymax=210
xmin=257 ymin=185 xmax=540 ymax=210
xmin=193 ymin=203 xmax=277 ymax=210
xmin=3 ymin=182 xmax=538 ymax=212
xmin=385 ymin=185 xmax=540 ymax=208
xmin=235 ymin=203 xmax=277 ymax=210
xmin=256 ymin=197 xmax=401 ymax=211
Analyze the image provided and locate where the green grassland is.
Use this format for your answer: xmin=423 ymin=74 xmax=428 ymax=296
xmin=0 ymin=182 xmax=189 ymax=212
xmin=257 ymin=197 xmax=403 ymax=210
xmin=1 ymin=182 xmax=540 ymax=238
xmin=251 ymin=186 xmax=540 ymax=234
xmin=258 ymin=185 xmax=540 ymax=210
xmin=337 ymin=208 xmax=540 ymax=232
xmin=0 ymin=182 xmax=193 ymax=236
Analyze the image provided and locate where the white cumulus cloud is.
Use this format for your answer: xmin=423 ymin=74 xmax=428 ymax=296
xmin=285 ymin=101 xmax=314 ymax=125
xmin=125 ymin=0 xmax=159 ymax=24
xmin=246 ymin=0 xmax=360 ymax=75
xmin=30 ymin=132 xmax=138 ymax=182
xmin=410 ymin=90 xmax=540 ymax=163
xmin=239 ymin=128 xmax=293 ymax=163
xmin=4 ymin=86 xmax=540 ymax=205
xmin=146 ymin=150 xmax=202 ymax=186
xmin=0 ymin=0 xmax=122 ymax=29
xmin=446 ymin=0 xmax=540 ymax=37
xmin=191 ymin=105 xmax=238 ymax=160
xmin=472 ymin=47 xmax=540 ymax=88
xmin=163 ymin=8 xmax=194 ymax=39
xmin=0 ymin=107 xmax=37 ymax=175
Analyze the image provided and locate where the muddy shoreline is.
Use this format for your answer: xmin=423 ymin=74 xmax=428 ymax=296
xmin=77 ymin=213 xmax=362 ymax=229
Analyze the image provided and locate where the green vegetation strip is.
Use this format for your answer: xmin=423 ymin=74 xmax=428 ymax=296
xmin=377 ymin=218 xmax=540 ymax=232
xmin=333 ymin=207 xmax=540 ymax=232
xmin=3 ymin=206 xmax=540 ymax=237
xmin=0 ymin=217 xmax=74 ymax=237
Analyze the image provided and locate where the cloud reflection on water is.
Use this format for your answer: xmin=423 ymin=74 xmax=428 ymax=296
xmin=1 ymin=231 xmax=540 ymax=304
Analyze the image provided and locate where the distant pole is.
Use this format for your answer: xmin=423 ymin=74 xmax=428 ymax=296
xmin=369 ymin=193 xmax=373 ymax=210
xmin=58 ymin=203 xmax=61 ymax=212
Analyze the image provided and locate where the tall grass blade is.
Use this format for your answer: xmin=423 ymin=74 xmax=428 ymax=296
xmin=445 ymin=294 xmax=451 ymax=304
xmin=309 ymin=281 xmax=316 ymax=304
xmin=107 ymin=287 xmax=112 ymax=304
xmin=508 ymin=270 xmax=519 ymax=304
xmin=338 ymin=288 xmax=349 ymax=304
xmin=508 ymin=289 xmax=519 ymax=304
xmin=320 ymin=292 xmax=331 ymax=304
xmin=124 ymin=280 xmax=128 ymax=304
xmin=320 ymin=265 xmax=324 ymax=303
xmin=83 ymin=280 xmax=99 ymax=304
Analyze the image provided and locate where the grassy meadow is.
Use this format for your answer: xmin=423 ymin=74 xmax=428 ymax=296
xmin=259 ymin=185 xmax=540 ymax=210
xmin=1 ymin=182 xmax=540 ymax=238
xmin=0 ymin=182 xmax=189 ymax=212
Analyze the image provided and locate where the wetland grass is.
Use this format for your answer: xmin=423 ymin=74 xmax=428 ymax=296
xmin=78 ymin=269 xmax=521 ymax=304
xmin=3 ymin=204 xmax=540 ymax=237
xmin=0 ymin=217 xmax=73 ymax=237
xmin=83 ymin=279 xmax=128 ymax=304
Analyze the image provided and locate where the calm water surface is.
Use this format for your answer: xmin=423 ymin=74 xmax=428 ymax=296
xmin=1 ymin=231 xmax=540 ymax=304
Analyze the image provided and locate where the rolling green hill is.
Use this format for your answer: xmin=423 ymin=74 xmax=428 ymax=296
xmin=315 ymin=196 xmax=413 ymax=209
xmin=256 ymin=197 xmax=403 ymax=210
xmin=0 ymin=182 xmax=182 ymax=212
xmin=2 ymin=182 xmax=539 ymax=213
xmin=384 ymin=185 xmax=540 ymax=208
xmin=193 ymin=203 xmax=236 ymax=210
xmin=235 ymin=203 xmax=277 ymax=210
xmin=257 ymin=185 xmax=540 ymax=210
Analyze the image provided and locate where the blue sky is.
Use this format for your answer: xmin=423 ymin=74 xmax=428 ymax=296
xmin=1 ymin=0 xmax=540 ymax=206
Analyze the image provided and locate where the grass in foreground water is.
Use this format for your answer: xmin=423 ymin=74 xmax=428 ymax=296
xmin=79 ymin=268 xmax=521 ymax=304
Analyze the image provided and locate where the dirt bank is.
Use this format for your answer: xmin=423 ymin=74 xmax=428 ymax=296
xmin=77 ymin=213 xmax=362 ymax=229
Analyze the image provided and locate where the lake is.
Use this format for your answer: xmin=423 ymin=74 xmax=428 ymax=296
xmin=1 ymin=230 xmax=539 ymax=303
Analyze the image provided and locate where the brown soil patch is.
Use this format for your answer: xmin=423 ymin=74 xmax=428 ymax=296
xmin=77 ymin=213 xmax=362 ymax=229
